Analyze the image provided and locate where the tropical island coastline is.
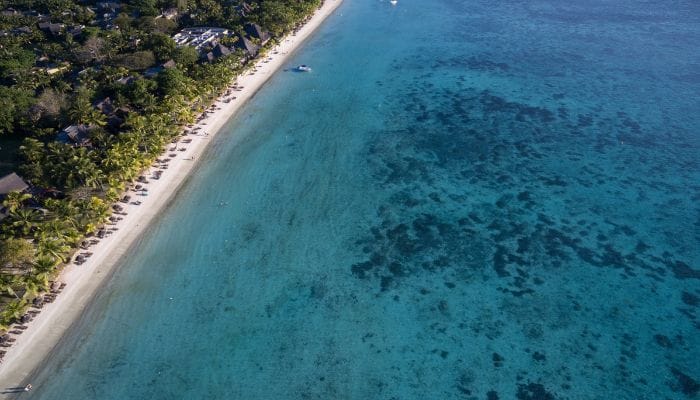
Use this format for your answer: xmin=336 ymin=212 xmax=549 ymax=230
xmin=0 ymin=0 xmax=342 ymax=390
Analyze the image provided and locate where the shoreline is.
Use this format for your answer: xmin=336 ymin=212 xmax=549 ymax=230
xmin=0 ymin=0 xmax=343 ymax=391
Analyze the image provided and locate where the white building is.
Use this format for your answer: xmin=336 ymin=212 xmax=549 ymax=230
xmin=172 ymin=27 xmax=230 ymax=52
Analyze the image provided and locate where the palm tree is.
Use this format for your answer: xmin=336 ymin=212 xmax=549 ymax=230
xmin=18 ymin=138 xmax=46 ymax=184
xmin=163 ymin=94 xmax=195 ymax=125
xmin=35 ymin=219 xmax=69 ymax=242
xmin=70 ymin=196 xmax=110 ymax=229
xmin=36 ymin=238 xmax=70 ymax=264
xmin=103 ymin=142 xmax=140 ymax=182
xmin=44 ymin=198 xmax=78 ymax=224
xmin=7 ymin=208 xmax=43 ymax=236
xmin=89 ymin=127 xmax=115 ymax=152
xmin=23 ymin=273 xmax=49 ymax=299
xmin=68 ymin=95 xmax=93 ymax=124
xmin=0 ymin=299 xmax=27 ymax=326
xmin=1 ymin=192 xmax=32 ymax=214
xmin=33 ymin=257 xmax=58 ymax=274
xmin=0 ymin=274 xmax=21 ymax=299
xmin=83 ymin=167 xmax=106 ymax=190
xmin=83 ymin=108 xmax=107 ymax=127
xmin=66 ymin=148 xmax=100 ymax=189
xmin=141 ymin=93 xmax=159 ymax=113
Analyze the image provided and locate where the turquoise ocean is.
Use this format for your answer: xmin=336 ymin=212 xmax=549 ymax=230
xmin=29 ymin=0 xmax=699 ymax=398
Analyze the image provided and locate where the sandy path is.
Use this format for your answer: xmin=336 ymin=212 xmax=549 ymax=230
xmin=0 ymin=0 xmax=343 ymax=392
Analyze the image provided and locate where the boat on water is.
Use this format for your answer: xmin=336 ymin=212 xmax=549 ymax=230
xmin=390 ymin=0 xmax=397 ymax=5
xmin=296 ymin=64 xmax=312 ymax=72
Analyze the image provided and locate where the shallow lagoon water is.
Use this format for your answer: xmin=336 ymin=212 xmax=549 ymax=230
xmin=31 ymin=0 xmax=699 ymax=399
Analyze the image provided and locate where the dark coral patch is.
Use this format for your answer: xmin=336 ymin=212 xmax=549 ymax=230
xmin=667 ymin=260 xmax=700 ymax=280
xmin=492 ymin=352 xmax=504 ymax=367
xmin=681 ymin=291 xmax=699 ymax=307
xmin=380 ymin=276 xmax=393 ymax=292
xmin=669 ymin=367 xmax=700 ymax=396
xmin=493 ymin=246 xmax=511 ymax=277
xmin=516 ymin=382 xmax=557 ymax=400
xmin=351 ymin=261 xmax=374 ymax=279
xmin=517 ymin=191 xmax=532 ymax=201
xmin=653 ymin=334 xmax=673 ymax=348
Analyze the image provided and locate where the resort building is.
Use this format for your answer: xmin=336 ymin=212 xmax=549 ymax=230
xmin=172 ymin=24 xmax=269 ymax=61
xmin=172 ymin=27 xmax=231 ymax=52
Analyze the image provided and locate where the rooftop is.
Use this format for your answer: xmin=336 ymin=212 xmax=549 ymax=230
xmin=172 ymin=27 xmax=230 ymax=52
xmin=0 ymin=173 xmax=29 ymax=196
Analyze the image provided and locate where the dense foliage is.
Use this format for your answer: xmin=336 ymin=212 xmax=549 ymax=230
xmin=0 ymin=0 xmax=320 ymax=327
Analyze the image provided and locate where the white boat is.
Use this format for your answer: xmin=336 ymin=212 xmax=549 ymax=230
xmin=390 ymin=0 xmax=397 ymax=5
xmin=296 ymin=64 xmax=312 ymax=72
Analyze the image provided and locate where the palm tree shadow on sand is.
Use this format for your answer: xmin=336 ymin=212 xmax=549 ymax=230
xmin=1 ymin=386 xmax=29 ymax=394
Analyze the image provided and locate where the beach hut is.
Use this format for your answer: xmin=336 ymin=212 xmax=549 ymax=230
xmin=233 ymin=34 xmax=259 ymax=58
xmin=57 ymin=124 xmax=92 ymax=147
xmin=116 ymin=76 xmax=136 ymax=85
xmin=244 ymin=23 xmax=271 ymax=44
xmin=37 ymin=22 xmax=64 ymax=36
xmin=0 ymin=173 xmax=29 ymax=198
xmin=0 ymin=172 xmax=29 ymax=220
xmin=94 ymin=97 xmax=114 ymax=115
xmin=212 ymin=43 xmax=231 ymax=58
xmin=14 ymin=26 xmax=32 ymax=35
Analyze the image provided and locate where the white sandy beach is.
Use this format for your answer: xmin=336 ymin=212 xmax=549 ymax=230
xmin=0 ymin=0 xmax=342 ymax=392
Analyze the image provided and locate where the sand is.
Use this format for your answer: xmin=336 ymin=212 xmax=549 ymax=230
xmin=0 ymin=0 xmax=343 ymax=391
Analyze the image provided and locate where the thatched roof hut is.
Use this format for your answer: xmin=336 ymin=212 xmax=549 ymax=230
xmin=0 ymin=173 xmax=29 ymax=197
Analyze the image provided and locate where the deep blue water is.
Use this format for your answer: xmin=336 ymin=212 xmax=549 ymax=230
xmin=30 ymin=0 xmax=699 ymax=399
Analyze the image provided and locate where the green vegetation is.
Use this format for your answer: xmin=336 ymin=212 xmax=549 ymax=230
xmin=0 ymin=0 xmax=321 ymax=329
